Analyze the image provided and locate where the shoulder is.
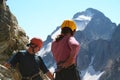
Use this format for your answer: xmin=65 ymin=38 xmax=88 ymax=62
xmin=35 ymin=55 xmax=43 ymax=61
xmin=69 ymin=36 xmax=79 ymax=45
xmin=16 ymin=50 xmax=27 ymax=56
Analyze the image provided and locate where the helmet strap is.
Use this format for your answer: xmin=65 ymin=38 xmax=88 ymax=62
xmin=30 ymin=44 xmax=37 ymax=53
xmin=32 ymin=48 xmax=35 ymax=53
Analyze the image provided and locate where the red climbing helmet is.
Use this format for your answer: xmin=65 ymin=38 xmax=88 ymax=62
xmin=30 ymin=37 xmax=43 ymax=48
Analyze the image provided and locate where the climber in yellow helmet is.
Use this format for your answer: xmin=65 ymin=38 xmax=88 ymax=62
xmin=51 ymin=20 xmax=81 ymax=80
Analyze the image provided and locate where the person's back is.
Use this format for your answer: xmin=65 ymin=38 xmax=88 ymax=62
xmin=52 ymin=35 xmax=80 ymax=66
xmin=51 ymin=20 xmax=81 ymax=80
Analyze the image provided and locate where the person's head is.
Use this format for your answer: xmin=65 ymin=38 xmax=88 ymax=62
xmin=55 ymin=20 xmax=76 ymax=41
xmin=61 ymin=19 xmax=76 ymax=35
xmin=27 ymin=37 xmax=43 ymax=54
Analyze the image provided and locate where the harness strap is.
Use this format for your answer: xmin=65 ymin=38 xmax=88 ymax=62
xmin=55 ymin=64 xmax=76 ymax=73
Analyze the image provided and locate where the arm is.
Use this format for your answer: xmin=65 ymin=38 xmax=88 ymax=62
xmin=38 ymin=56 xmax=54 ymax=80
xmin=4 ymin=52 xmax=20 ymax=69
xmin=60 ymin=37 xmax=80 ymax=68
xmin=46 ymin=71 xmax=54 ymax=80
xmin=3 ymin=62 xmax=11 ymax=69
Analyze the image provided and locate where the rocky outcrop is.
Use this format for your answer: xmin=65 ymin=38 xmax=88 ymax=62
xmin=99 ymin=57 xmax=120 ymax=80
xmin=0 ymin=1 xmax=50 ymax=80
xmin=88 ymin=39 xmax=111 ymax=71
xmin=0 ymin=64 xmax=14 ymax=80
xmin=72 ymin=8 xmax=117 ymax=72
xmin=110 ymin=24 xmax=120 ymax=58
xmin=0 ymin=0 xmax=29 ymax=63
xmin=0 ymin=0 xmax=29 ymax=80
xmin=99 ymin=24 xmax=120 ymax=80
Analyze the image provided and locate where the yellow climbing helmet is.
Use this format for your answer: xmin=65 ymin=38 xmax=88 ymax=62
xmin=61 ymin=20 xmax=76 ymax=31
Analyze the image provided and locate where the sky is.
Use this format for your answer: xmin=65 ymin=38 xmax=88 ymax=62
xmin=6 ymin=0 xmax=120 ymax=41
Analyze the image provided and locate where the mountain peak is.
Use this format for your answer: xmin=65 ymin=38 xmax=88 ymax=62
xmin=86 ymin=8 xmax=103 ymax=14
xmin=73 ymin=8 xmax=104 ymax=20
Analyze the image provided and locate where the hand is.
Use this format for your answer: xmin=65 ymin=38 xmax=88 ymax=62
xmin=3 ymin=62 xmax=11 ymax=70
xmin=46 ymin=71 xmax=54 ymax=80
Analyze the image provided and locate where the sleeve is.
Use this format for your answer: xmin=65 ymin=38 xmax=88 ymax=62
xmin=8 ymin=52 xmax=20 ymax=67
xmin=38 ymin=56 xmax=49 ymax=74
xmin=68 ymin=37 xmax=80 ymax=57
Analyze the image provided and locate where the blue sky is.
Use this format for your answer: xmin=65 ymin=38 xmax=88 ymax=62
xmin=7 ymin=0 xmax=120 ymax=41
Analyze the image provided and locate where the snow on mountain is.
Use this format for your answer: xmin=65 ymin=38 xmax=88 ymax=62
xmin=82 ymin=65 xmax=104 ymax=80
xmin=73 ymin=8 xmax=94 ymax=31
xmin=81 ymin=57 xmax=104 ymax=80
xmin=74 ymin=8 xmax=116 ymax=41
xmin=51 ymin=27 xmax=61 ymax=40
xmin=39 ymin=42 xmax=52 ymax=57
xmin=73 ymin=15 xmax=92 ymax=30
xmin=74 ymin=15 xmax=92 ymax=21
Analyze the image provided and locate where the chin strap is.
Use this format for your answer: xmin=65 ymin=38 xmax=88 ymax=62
xmin=31 ymin=48 xmax=35 ymax=53
xmin=27 ymin=43 xmax=38 ymax=53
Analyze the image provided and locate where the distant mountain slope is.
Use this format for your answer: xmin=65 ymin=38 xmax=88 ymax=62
xmin=39 ymin=8 xmax=120 ymax=80
xmin=99 ymin=24 xmax=120 ymax=80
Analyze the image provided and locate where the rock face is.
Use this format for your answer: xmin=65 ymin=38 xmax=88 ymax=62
xmin=0 ymin=1 xmax=50 ymax=80
xmin=72 ymin=8 xmax=117 ymax=72
xmin=99 ymin=24 xmax=120 ymax=80
xmin=0 ymin=0 xmax=28 ymax=62
xmin=0 ymin=0 xmax=29 ymax=80
xmin=73 ymin=9 xmax=120 ymax=80
xmin=0 ymin=64 xmax=14 ymax=80
xmin=99 ymin=57 xmax=120 ymax=80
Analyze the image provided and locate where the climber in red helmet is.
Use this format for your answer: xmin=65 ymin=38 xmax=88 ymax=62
xmin=4 ymin=37 xmax=54 ymax=80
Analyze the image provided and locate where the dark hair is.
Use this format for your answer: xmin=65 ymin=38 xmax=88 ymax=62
xmin=55 ymin=27 xmax=75 ymax=41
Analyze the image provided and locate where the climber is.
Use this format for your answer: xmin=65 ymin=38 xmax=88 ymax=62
xmin=4 ymin=37 xmax=54 ymax=80
xmin=51 ymin=20 xmax=81 ymax=80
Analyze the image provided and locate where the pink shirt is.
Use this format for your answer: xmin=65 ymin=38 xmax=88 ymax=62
xmin=51 ymin=35 xmax=80 ymax=64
